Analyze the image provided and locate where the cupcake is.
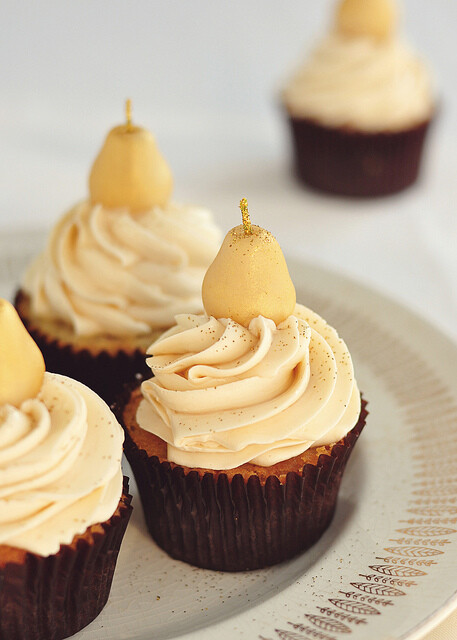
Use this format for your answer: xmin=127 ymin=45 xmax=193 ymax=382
xmin=0 ymin=299 xmax=132 ymax=640
xmin=282 ymin=0 xmax=435 ymax=197
xmin=15 ymin=101 xmax=222 ymax=405
xmin=117 ymin=199 xmax=367 ymax=571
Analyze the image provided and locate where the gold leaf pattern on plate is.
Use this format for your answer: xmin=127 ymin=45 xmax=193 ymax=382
xmin=384 ymin=546 xmax=444 ymax=557
xmin=396 ymin=527 xmax=456 ymax=536
xmin=407 ymin=506 xmax=457 ymax=515
xmin=329 ymin=599 xmax=380 ymax=616
xmin=305 ymin=615 xmax=351 ymax=634
xmin=369 ymin=565 xmax=426 ymax=577
xmin=412 ymin=486 xmax=457 ymax=497
xmin=351 ymin=583 xmax=405 ymax=597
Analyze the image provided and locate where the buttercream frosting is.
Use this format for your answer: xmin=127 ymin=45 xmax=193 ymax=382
xmin=283 ymin=33 xmax=434 ymax=131
xmin=22 ymin=201 xmax=222 ymax=338
xmin=138 ymin=304 xmax=360 ymax=470
xmin=0 ymin=372 xmax=124 ymax=556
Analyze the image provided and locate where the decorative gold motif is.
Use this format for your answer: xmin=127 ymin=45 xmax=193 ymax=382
xmin=338 ymin=591 xmax=394 ymax=607
xmin=284 ymin=623 xmax=338 ymax=640
xmin=305 ymin=615 xmax=351 ymax=634
xmin=396 ymin=527 xmax=457 ymax=536
xmin=400 ymin=517 xmax=457 ymax=525
xmin=359 ymin=574 xmax=416 ymax=588
xmin=369 ymin=565 xmax=426 ymax=577
xmin=276 ymin=628 xmax=336 ymax=640
xmin=328 ymin=599 xmax=380 ymax=616
xmin=351 ymin=583 xmax=405 ymax=597
xmin=412 ymin=487 xmax=457 ymax=496
xmin=316 ymin=608 xmax=367 ymax=626
xmin=408 ymin=506 xmax=457 ymax=516
xmin=378 ymin=555 xmax=438 ymax=567
xmin=384 ymin=546 xmax=443 ymax=557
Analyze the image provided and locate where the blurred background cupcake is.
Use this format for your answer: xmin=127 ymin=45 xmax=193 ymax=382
xmin=282 ymin=0 xmax=436 ymax=197
xmin=15 ymin=103 xmax=222 ymax=405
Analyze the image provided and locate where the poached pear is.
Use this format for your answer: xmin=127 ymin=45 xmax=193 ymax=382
xmin=89 ymin=103 xmax=173 ymax=212
xmin=202 ymin=200 xmax=296 ymax=327
xmin=0 ymin=299 xmax=45 ymax=407
xmin=336 ymin=0 xmax=397 ymax=41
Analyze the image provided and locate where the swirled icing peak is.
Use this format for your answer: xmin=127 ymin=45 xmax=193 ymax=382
xmin=0 ymin=373 xmax=124 ymax=556
xmin=22 ymin=201 xmax=222 ymax=337
xmin=138 ymin=305 xmax=360 ymax=470
xmin=283 ymin=32 xmax=434 ymax=131
xmin=0 ymin=299 xmax=45 ymax=407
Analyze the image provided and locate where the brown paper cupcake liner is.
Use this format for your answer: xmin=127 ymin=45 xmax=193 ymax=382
xmin=15 ymin=290 xmax=150 ymax=407
xmin=118 ymin=384 xmax=367 ymax=571
xmin=287 ymin=114 xmax=432 ymax=197
xmin=0 ymin=478 xmax=132 ymax=640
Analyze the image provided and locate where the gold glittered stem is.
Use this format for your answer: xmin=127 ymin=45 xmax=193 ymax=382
xmin=239 ymin=198 xmax=252 ymax=235
xmin=125 ymin=99 xmax=133 ymax=131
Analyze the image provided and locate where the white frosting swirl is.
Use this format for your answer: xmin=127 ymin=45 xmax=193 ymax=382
xmin=0 ymin=373 xmax=124 ymax=556
xmin=22 ymin=201 xmax=222 ymax=337
xmin=283 ymin=33 xmax=434 ymax=131
xmin=138 ymin=304 xmax=360 ymax=470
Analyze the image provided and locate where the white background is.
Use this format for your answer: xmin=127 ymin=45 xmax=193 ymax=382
xmin=1 ymin=2 xmax=457 ymax=637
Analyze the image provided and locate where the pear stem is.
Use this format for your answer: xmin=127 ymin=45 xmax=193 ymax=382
xmin=125 ymin=99 xmax=133 ymax=131
xmin=240 ymin=198 xmax=252 ymax=235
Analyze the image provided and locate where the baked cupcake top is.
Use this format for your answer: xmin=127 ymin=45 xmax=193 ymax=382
xmin=22 ymin=102 xmax=222 ymax=338
xmin=0 ymin=299 xmax=124 ymax=555
xmin=137 ymin=201 xmax=360 ymax=470
xmin=283 ymin=0 xmax=434 ymax=132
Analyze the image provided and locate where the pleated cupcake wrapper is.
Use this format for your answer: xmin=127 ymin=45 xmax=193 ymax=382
xmin=0 ymin=479 xmax=132 ymax=640
xmin=287 ymin=114 xmax=432 ymax=197
xmin=122 ymin=398 xmax=367 ymax=571
xmin=15 ymin=291 xmax=150 ymax=407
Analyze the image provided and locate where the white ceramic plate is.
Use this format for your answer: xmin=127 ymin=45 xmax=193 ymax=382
xmin=2 ymin=231 xmax=457 ymax=640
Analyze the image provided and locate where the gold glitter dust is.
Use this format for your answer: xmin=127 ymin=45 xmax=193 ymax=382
xmin=240 ymin=198 xmax=252 ymax=236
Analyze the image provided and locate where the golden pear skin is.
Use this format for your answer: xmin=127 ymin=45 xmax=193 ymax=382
xmin=202 ymin=216 xmax=296 ymax=327
xmin=89 ymin=122 xmax=173 ymax=212
xmin=0 ymin=299 xmax=45 ymax=407
xmin=336 ymin=0 xmax=398 ymax=40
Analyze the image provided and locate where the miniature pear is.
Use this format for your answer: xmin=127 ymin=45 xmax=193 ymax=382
xmin=89 ymin=101 xmax=173 ymax=212
xmin=202 ymin=200 xmax=296 ymax=327
xmin=0 ymin=299 xmax=45 ymax=407
xmin=336 ymin=0 xmax=398 ymax=41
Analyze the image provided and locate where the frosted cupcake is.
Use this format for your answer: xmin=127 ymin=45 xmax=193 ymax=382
xmin=0 ymin=299 xmax=131 ymax=640
xmin=15 ymin=102 xmax=222 ymax=404
xmin=282 ymin=0 xmax=435 ymax=196
xmin=117 ymin=200 xmax=367 ymax=571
